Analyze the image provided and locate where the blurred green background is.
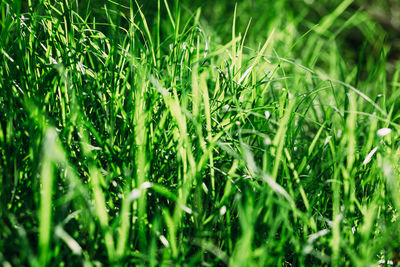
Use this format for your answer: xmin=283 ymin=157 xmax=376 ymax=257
xmin=19 ymin=0 xmax=395 ymax=103
xmin=62 ymin=0 xmax=399 ymax=70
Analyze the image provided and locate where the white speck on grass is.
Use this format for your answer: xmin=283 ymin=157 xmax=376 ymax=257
xmin=129 ymin=183 xmax=152 ymax=201
xmin=50 ymin=56 xmax=58 ymax=65
xmin=220 ymin=206 xmax=227 ymax=216
xmin=12 ymin=81 xmax=24 ymax=94
xmin=55 ymin=226 xmax=82 ymax=255
xmin=159 ymin=235 xmax=169 ymax=247
xmin=324 ymin=136 xmax=332 ymax=146
xmin=363 ymin=146 xmax=378 ymax=165
xmin=223 ymin=104 xmax=230 ymax=111
xmin=77 ymin=61 xmax=85 ymax=75
xmin=377 ymin=128 xmax=392 ymax=137
xmin=238 ymin=66 xmax=253 ymax=84
xmin=2 ymin=49 xmax=14 ymax=62
xmin=202 ymin=182 xmax=209 ymax=193
xmin=84 ymin=143 xmax=101 ymax=151
xmin=129 ymin=189 xmax=141 ymax=201
xmin=112 ymin=180 xmax=117 ymax=187
xmin=181 ymin=205 xmax=192 ymax=214
xmin=378 ymin=259 xmax=394 ymax=265
xmin=264 ymin=110 xmax=270 ymax=119
xmin=204 ymin=40 xmax=209 ymax=58
xmin=264 ymin=137 xmax=271 ymax=146
xmin=141 ymin=181 xmax=152 ymax=189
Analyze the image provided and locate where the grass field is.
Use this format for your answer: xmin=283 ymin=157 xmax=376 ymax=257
xmin=1 ymin=0 xmax=400 ymax=266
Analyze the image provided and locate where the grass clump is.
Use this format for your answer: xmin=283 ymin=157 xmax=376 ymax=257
xmin=0 ymin=0 xmax=399 ymax=266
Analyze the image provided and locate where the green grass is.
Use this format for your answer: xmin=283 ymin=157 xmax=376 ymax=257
xmin=1 ymin=0 xmax=400 ymax=266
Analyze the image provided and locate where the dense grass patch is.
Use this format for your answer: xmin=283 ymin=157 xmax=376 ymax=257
xmin=0 ymin=0 xmax=399 ymax=266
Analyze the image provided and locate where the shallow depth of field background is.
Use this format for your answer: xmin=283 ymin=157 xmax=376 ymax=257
xmin=1 ymin=0 xmax=400 ymax=266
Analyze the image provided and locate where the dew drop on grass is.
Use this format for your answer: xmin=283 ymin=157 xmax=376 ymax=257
xmin=160 ymin=235 xmax=169 ymax=247
xmin=141 ymin=181 xmax=152 ymax=189
xmin=129 ymin=189 xmax=141 ymax=201
xmin=181 ymin=205 xmax=192 ymax=214
xmin=324 ymin=136 xmax=332 ymax=146
xmin=363 ymin=146 xmax=378 ymax=165
xmin=377 ymin=128 xmax=392 ymax=137
xmin=220 ymin=206 xmax=227 ymax=216
xmin=202 ymin=182 xmax=208 ymax=193
xmin=264 ymin=137 xmax=271 ymax=146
